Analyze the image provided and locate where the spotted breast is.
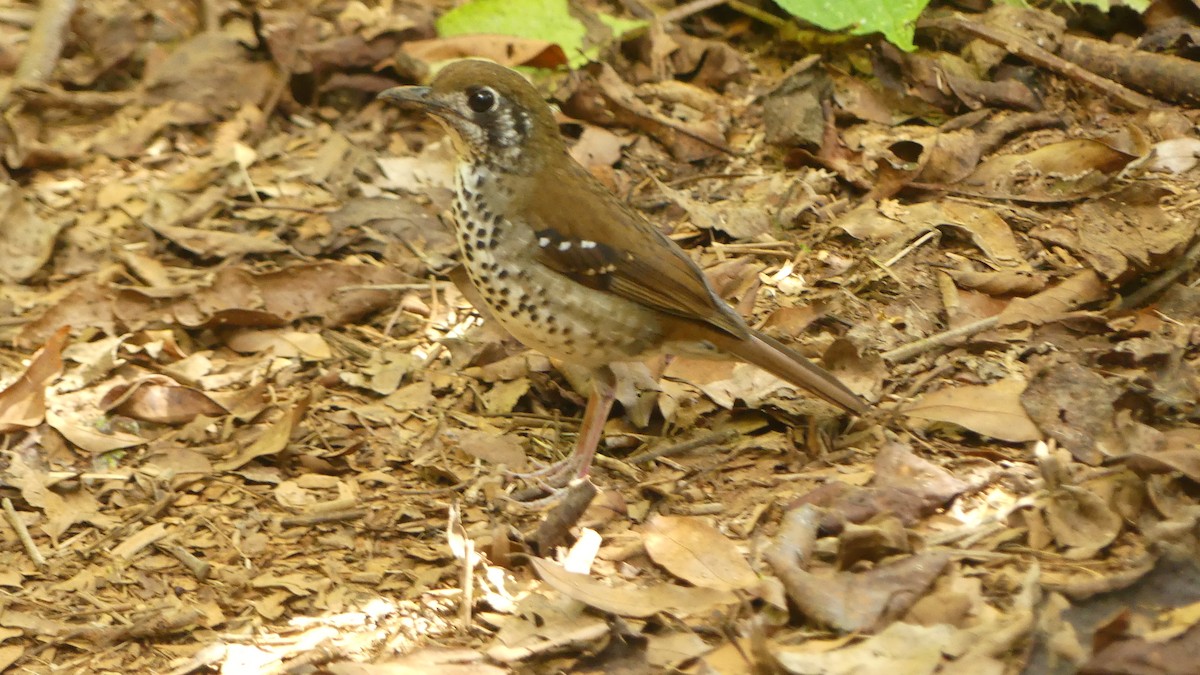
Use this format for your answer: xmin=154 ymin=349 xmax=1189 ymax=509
xmin=451 ymin=163 xmax=666 ymax=366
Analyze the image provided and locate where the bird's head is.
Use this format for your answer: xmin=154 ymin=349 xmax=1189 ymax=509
xmin=378 ymin=60 xmax=562 ymax=172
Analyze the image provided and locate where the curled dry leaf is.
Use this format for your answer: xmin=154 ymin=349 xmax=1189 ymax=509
xmin=100 ymin=376 xmax=227 ymax=425
xmin=1126 ymin=428 xmax=1200 ymax=484
xmin=0 ymin=325 xmax=68 ymax=432
xmin=905 ymin=378 xmax=1043 ymax=443
xmin=1044 ymin=485 xmax=1122 ymax=555
xmin=643 ymin=515 xmax=758 ymax=592
xmin=947 ymin=269 xmax=1047 ymax=296
xmin=957 ymin=139 xmax=1138 ymax=201
xmin=223 ymin=329 xmax=334 ymax=361
xmin=530 ymin=558 xmax=737 ymax=619
xmin=1021 ymin=359 xmax=1121 ymax=465
xmin=837 ymin=200 xmax=1025 ymax=269
xmin=214 ymin=391 xmax=312 ymax=471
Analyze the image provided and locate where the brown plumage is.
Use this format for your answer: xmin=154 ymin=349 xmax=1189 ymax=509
xmin=379 ymin=60 xmax=868 ymax=492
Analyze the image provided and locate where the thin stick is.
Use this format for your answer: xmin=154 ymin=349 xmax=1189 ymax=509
xmin=661 ymin=0 xmax=727 ymax=24
xmin=881 ymin=316 xmax=1000 ymax=363
xmin=1117 ymin=235 xmax=1200 ymax=310
xmin=627 ymin=429 xmax=739 ymax=464
xmin=923 ymin=13 xmax=1158 ymax=111
xmin=2 ymin=498 xmax=47 ymax=569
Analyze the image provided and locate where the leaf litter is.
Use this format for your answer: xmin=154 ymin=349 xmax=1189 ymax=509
xmin=0 ymin=0 xmax=1199 ymax=673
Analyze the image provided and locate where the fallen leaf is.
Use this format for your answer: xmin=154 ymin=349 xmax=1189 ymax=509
xmin=905 ymin=379 xmax=1042 ymax=443
xmin=643 ymin=515 xmax=758 ymax=592
xmin=531 ymin=558 xmax=737 ymax=618
xmin=0 ymin=326 xmax=68 ymax=432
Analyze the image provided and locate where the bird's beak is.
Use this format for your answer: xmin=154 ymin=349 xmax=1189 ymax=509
xmin=378 ymin=86 xmax=432 ymax=107
xmin=378 ymin=85 xmax=463 ymax=122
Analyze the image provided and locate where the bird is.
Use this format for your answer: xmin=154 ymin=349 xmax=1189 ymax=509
xmin=378 ymin=60 xmax=868 ymax=496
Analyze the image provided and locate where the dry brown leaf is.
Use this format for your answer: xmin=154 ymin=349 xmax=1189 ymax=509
xmin=904 ymin=379 xmax=1043 ymax=443
xmin=144 ymin=221 xmax=289 ymax=258
xmin=214 ymin=391 xmax=311 ymax=471
xmin=0 ymin=182 xmax=65 ymax=282
xmin=0 ymin=325 xmax=68 ymax=432
xmin=451 ymin=430 xmax=527 ymax=471
xmin=958 ymin=139 xmax=1137 ymax=201
xmin=1044 ymin=485 xmax=1122 ymax=555
xmin=643 ymin=515 xmax=758 ymax=592
xmin=45 ymin=406 xmax=148 ymax=454
xmin=100 ymin=376 xmax=226 ymax=425
xmin=223 ymin=329 xmax=334 ymax=360
xmin=530 ymin=557 xmax=737 ymax=618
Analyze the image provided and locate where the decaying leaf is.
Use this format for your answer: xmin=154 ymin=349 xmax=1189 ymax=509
xmin=905 ymin=379 xmax=1043 ymax=443
xmin=643 ymin=515 xmax=758 ymax=592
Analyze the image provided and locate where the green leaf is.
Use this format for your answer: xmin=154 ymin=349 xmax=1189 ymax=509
xmin=437 ymin=0 xmax=644 ymax=68
xmin=438 ymin=0 xmax=587 ymax=64
xmin=772 ymin=0 xmax=931 ymax=51
xmin=598 ymin=13 xmax=647 ymax=40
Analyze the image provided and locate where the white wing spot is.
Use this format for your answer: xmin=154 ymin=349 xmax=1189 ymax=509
xmin=580 ymin=240 xmax=597 ymax=249
xmin=557 ymin=241 xmax=572 ymax=251
xmin=537 ymin=237 xmax=551 ymax=247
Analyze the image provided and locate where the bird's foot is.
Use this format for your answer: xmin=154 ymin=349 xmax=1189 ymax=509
xmin=502 ymin=455 xmax=585 ymax=506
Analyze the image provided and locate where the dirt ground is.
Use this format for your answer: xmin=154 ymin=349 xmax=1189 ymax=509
xmin=1 ymin=1 xmax=1200 ymax=673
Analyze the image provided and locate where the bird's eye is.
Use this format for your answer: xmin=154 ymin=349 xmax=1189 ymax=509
xmin=467 ymin=86 xmax=498 ymax=113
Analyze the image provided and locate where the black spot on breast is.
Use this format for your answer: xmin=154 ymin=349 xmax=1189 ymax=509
xmin=499 ymin=287 xmax=510 ymax=297
xmin=497 ymin=270 xmax=509 ymax=280
xmin=475 ymin=227 xmax=487 ymax=239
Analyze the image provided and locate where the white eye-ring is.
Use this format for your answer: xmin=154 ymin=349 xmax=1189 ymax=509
xmin=467 ymin=86 xmax=498 ymax=113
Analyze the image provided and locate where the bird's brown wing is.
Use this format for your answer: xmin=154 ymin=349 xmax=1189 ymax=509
xmin=522 ymin=161 xmax=748 ymax=339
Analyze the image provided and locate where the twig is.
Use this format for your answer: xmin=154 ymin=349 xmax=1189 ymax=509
xmin=279 ymin=509 xmax=366 ymax=527
xmin=922 ymin=13 xmax=1159 ymax=111
xmin=660 ymin=0 xmax=727 ymax=24
xmin=2 ymin=498 xmax=47 ymax=569
xmin=882 ymin=229 xmax=938 ymax=268
xmin=1117 ymin=235 xmax=1200 ymax=310
xmin=627 ymin=429 xmax=739 ymax=465
xmin=881 ymin=316 xmax=1000 ymax=363
xmin=157 ymin=542 xmax=211 ymax=581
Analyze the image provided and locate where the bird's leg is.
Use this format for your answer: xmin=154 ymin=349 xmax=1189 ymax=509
xmin=504 ymin=366 xmax=616 ymax=501
xmin=570 ymin=365 xmax=617 ymax=479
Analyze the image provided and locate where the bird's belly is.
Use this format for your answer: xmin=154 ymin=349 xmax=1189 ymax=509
xmin=452 ymin=168 xmax=665 ymax=365
xmin=467 ymin=256 xmax=665 ymax=365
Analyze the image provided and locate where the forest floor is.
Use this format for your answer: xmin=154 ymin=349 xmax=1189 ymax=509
xmin=1 ymin=1 xmax=1200 ymax=673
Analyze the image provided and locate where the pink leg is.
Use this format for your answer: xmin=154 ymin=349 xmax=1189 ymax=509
xmin=504 ymin=367 xmax=617 ymax=504
xmin=572 ymin=366 xmax=617 ymax=479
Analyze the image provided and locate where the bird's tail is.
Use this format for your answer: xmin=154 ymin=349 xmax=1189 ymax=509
xmin=713 ymin=329 xmax=869 ymax=415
